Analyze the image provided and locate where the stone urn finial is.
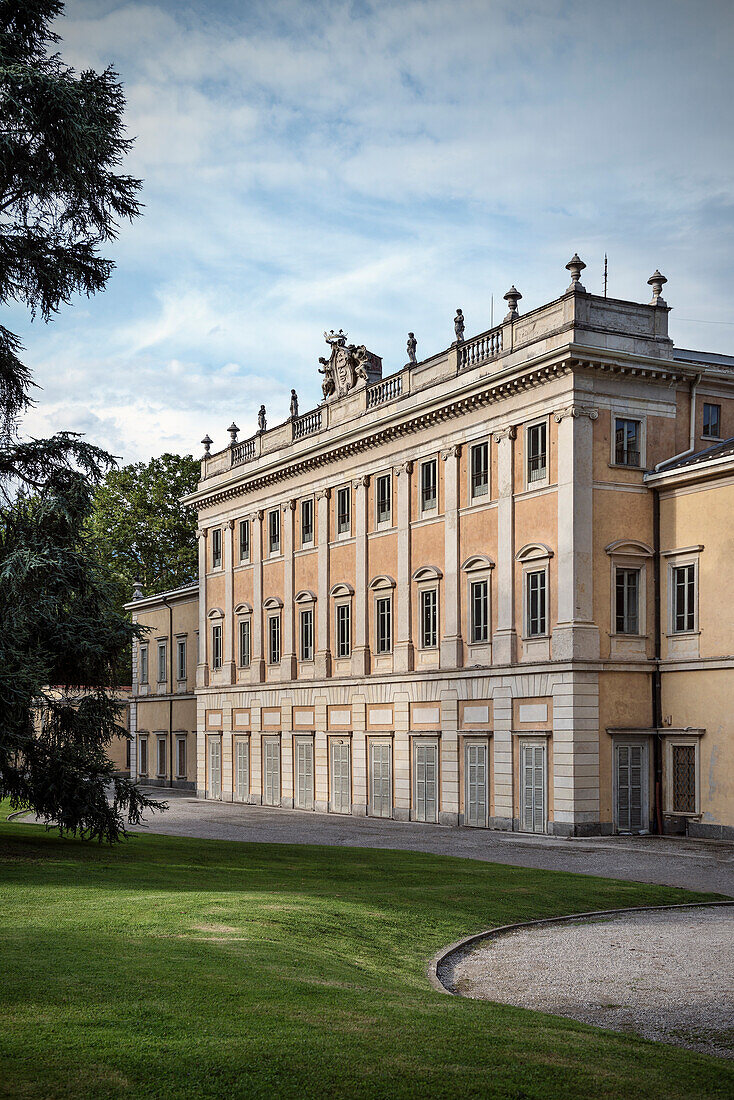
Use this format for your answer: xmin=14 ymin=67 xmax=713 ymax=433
xmin=132 ymin=579 xmax=143 ymax=600
xmin=227 ymin=422 xmax=239 ymax=445
xmin=503 ymin=286 xmax=522 ymax=321
xmin=565 ymin=253 xmax=586 ymax=292
xmin=201 ymin=433 xmax=213 ymax=456
xmin=648 ymin=269 xmax=668 ymax=307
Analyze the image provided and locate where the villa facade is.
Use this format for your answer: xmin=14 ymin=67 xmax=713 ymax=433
xmin=131 ymin=256 xmax=733 ymax=838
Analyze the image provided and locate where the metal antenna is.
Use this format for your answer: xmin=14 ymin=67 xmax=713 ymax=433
xmin=604 ymin=253 xmax=608 ymax=298
xmin=490 ymin=294 xmax=494 ymax=328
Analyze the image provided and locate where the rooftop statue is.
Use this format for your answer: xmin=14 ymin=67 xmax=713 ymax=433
xmin=318 ymin=329 xmax=382 ymax=401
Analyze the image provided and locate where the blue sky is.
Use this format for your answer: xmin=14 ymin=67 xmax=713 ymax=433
xmin=14 ymin=0 xmax=734 ymax=462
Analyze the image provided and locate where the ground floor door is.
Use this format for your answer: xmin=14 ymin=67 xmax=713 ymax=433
xmin=465 ymin=741 xmax=488 ymax=827
xmin=208 ymin=736 xmax=222 ymax=800
xmin=615 ymin=742 xmax=646 ymax=833
xmin=295 ymin=737 xmax=314 ymax=810
xmin=520 ymin=742 xmax=546 ymax=833
xmin=263 ymin=738 xmax=281 ymax=806
xmin=413 ymin=740 xmax=438 ymax=823
xmin=370 ymin=742 xmax=392 ymax=818
xmin=234 ymin=738 xmax=249 ymax=802
xmin=330 ymin=740 xmax=351 ymax=814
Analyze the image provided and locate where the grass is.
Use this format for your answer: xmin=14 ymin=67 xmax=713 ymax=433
xmin=0 ymin=808 xmax=731 ymax=1099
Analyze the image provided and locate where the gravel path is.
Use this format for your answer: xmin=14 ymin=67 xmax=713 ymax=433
xmin=449 ymin=906 xmax=734 ymax=1059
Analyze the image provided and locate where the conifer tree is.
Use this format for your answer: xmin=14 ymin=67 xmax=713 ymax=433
xmin=0 ymin=0 xmax=162 ymax=839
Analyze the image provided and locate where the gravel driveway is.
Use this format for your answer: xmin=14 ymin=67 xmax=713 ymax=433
xmin=449 ymin=906 xmax=734 ymax=1059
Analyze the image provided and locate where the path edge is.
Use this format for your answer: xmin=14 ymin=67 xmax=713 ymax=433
xmin=427 ymin=900 xmax=734 ymax=995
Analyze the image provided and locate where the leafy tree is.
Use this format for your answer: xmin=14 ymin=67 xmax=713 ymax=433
xmin=0 ymin=0 xmax=162 ymax=840
xmin=88 ymin=453 xmax=200 ymax=603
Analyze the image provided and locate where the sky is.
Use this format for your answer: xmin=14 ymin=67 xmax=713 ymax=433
xmin=13 ymin=0 xmax=734 ymax=463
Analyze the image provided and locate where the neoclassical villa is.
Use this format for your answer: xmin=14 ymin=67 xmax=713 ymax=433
xmin=128 ymin=256 xmax=734 ymax=839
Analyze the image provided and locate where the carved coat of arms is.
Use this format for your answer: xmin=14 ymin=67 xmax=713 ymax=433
xmin=318 ymin=330 xmax=382 ymax=401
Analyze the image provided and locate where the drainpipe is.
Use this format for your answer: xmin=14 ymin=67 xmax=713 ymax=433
xmin=654 ymin=372 xmax=702 ymax=472
xmin=651 ymin=489 xmax=663 ymax=835
xmin=162 ymin=594 xmax=174 ymax=790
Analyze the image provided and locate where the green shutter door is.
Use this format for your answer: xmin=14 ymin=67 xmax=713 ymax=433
xmin=295 ymin=738 xmax=314 ymax=810
xmin=264 ymin=738 xmax=281 ymax=806
xmin=521 ymin=743 xmax=546 ymax=833
xmin=235 ymin=739 xmax=249 ymax=802
xmin=465 ymin=742 xmax=487 ymax=827
xmin=208 ymin=737 xmax=222 ymax=800
xmin=330 ymin=741 xmax=351 ymax=814
xmin=616 ymin=743 xmax=644 ymax=832
xmin=370 ymin=743 xmax=392 ymax=818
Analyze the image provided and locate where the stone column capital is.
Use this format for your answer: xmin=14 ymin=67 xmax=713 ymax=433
xmin=283 ymin=499 xmax=296 ymax=512
xmin=226 ymin=518 xmax=235 ymax=530
xmin=440 ymin=444 xmax=462 ymax=460
xmin=553 ymin=403 xmax=599 ymax=423
xmin=353 ymin=475 xmax=371 ymax=489
xmin=397 ymin=460 xmax=413 ymax=476
xmin=316 ymin=488 xmax=331 ymax=501
xmin=492 ymin=425 xmax=517 ymax=443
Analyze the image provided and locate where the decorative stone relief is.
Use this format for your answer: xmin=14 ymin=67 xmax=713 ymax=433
xmin=318 ymin=330 xmax=382 ymax=401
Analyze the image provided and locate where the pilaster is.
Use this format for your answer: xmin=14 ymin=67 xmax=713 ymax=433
xmin=492 ymin=426 xmax=517 ymax=664
xmin=352 ymin=475 xmax=371 ymax=675
xmin=491 ymin=684 xmax=514 ymax=828
xmin=439 ymin=692 xmax=459 ymax=825
xmin=315 ymin=489 xmax=332 ymax=679
xmin=196 ymin=528 xmax=208 ymax=688
xmin=351 ymin=694 xmax=367 ymax=815
xmin=223 ymin=519 xmax=236 ymax=683
xmin=394 ymin=461 xmax=414 ymax=672
xmin=552 ymin=405 xmax=600 ymax=660
xmin=250 ymin=511 xmax=265 ymax=682
xmin=551 ymin=672 xmax=600 ymax=835
xmin=439 ymin=445 xmax=462 ymax=668
xmin=281 ymin=500 xmax=297 ymax=680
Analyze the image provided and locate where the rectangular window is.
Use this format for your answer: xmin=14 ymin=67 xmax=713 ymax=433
xmin=703 ymin=402 xmax=721 ymax=439
xmin=671 ymin=743 xmax=697 ymax=813
xmin=239 ymin=519 xmax=250 ymax=562
xmin=139 ymin=644 xmax=148 ymax=684
xmin=268 ymin=509 xmax=280 ymax=555
xmin=211 ymin=624 xmax=222 ymax=669
xmin=420 ymin=459 xmax=437 ymax=511
xmin=176 ymin=639 xmax=186 ymax=681
xmin=125 ymin=737 xmax=132 ymax=769
xmin=139 ymin=737 xmax=148 ymax=775
xmin=376 ymin=474 xmax=392 ymax=525
xmin=527 ymin=422 xmax=547 ymax=483
xmin=672 ymin=563 xmax=696 ymax=632
xmin=157 ymin=737 xmax=166 ymax=778
xmin=157 ymin=642 xmax=167 ymax=683
xmin=211 ymin=527 xmax=222 ymax=569
xmin=615 ymin=418 xmax=641 ymax=466
xmin=336 ymin=603 xmax=351 ymax=658
xmin=471 ymin=442 xmax=489 ymax=498
xmin=301 ymin=498 xmax=314 ymax=546
xmin=300 ymin=608 xmax=314 ymax=661
xmin=176 ymin=736 xmax=187 ymax=778
xmin=337 ymin=487 xmax=351 ymax=535
xmin=470 ymin=579 xmax=489 ymax=643
xmin=238 ymin=619 xmax=251 ymax=667
xmin=376 ymin=596 xmax=392 ymax=653
xmin=526 ymin=570 xmax=547 ymax=637
xmin=268 ymin=615 xmax=281 ymax=665
xmin=615 ymin=568 xmax=640 ymax=635
xmin=420 ymin=588 xmax=438 ymax=648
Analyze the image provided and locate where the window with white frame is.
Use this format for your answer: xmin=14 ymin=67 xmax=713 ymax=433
xmin=211 ymin=623 xmax=222 ymax=669
xmin=176 ymin=638 xmax=186 ymax=681
xmin=268 ymin=614 xmax=281 ymax=664
xmin=470 ymin=441 xmax=489 ymax=498
xmin=176 ymin=735 xmax=187 ymax=778
xmin=157 ymin=642 xmax=167 ymax=683
xmin=336 ymin=602 xmax=351 ymax=658
xmin=301 ymin=498 xmax=314 ymax=546
xmin=470 ymin=580 xmax=489 ymax=643
xmin=139 ymin=644 xmax=149 ymax=684
xmin=211 ymin=527 xmax=222 ymax=569
xmin=239 ymin=518 xmax=250 ymax=562
xmin=300 ymin=607 xmax=314 ymax=661
xmin=268 ymin=509 xmax=281 ymax=556
xmin=703 ymin=402 xmax=721 ymax=439
xmin=614 ymin=417 xmax=641 ymax=467
xmin=671 ymin=562 xmax=696 ymax=633
xmin=420 ymin=459 xmax=437 ymax=512
xmin=239 ymin=618 xmax=251 ymax=667
xmin=615 ymin=568 xmax=640 ymax=634
xmin=526 ymin=422 xmax=547 ymax=484
xmin=420 ymin=588 xmax=438 ymax=648
xmin=376 ymin=596 xmax=392 ymax=653
xmin=337 ymin=486 xmax=351 ymax=535
xmin=157 ymin=735 xmax=167 ymax=777
xmin=525 ymin=569 xmax=547 ymax=636
xmin=376 ymin=474 xmax=392 ymax=525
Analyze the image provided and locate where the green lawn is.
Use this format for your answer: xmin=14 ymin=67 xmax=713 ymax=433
xmin=0 ymin=810 xmax=731 ymax=1100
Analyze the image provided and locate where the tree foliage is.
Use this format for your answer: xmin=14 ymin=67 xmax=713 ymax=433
xmin=0 ymin=0 xmax=162 ymax=840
